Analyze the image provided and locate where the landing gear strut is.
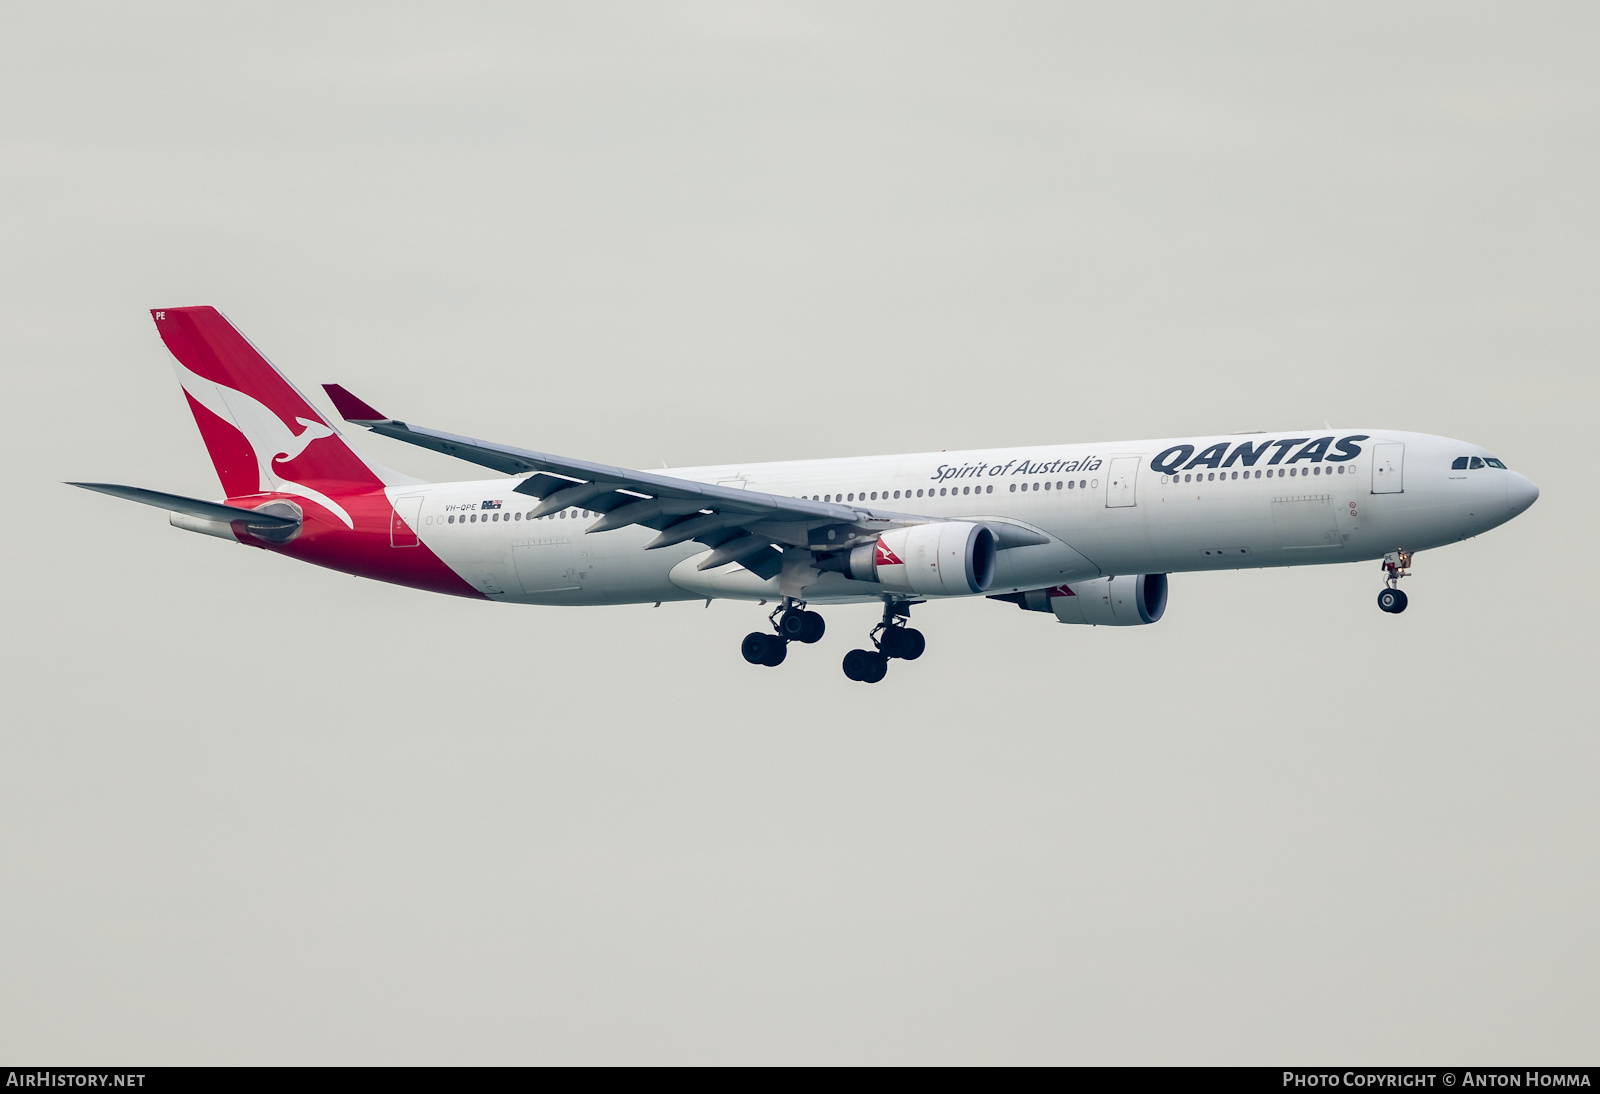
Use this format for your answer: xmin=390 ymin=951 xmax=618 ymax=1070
xmin=842 ymin=599 xmax=925 ymax=683
xmin=1377 ymin=549 xmax=1412 ymax=614
xmin=740 ymin=599 xmax=824 ymax=668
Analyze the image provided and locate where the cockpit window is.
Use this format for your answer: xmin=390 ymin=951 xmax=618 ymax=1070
xmin=1452 ymin=457 xmax=1469 ymax=470
xmin=1469 ymin=457 xmax=1485 ymax=469
xmin=1485 ymin=458 xmax=1506 ymax=469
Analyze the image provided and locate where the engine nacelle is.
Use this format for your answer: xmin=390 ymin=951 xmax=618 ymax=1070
xmin=996 ymin=574 xmax=1168 ymax=625
xmin=831 ymin=522 xmax=998 ymax=596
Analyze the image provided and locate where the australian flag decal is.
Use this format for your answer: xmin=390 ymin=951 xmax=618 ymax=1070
xmin=480 ymin=499 xmax=503 ymax=510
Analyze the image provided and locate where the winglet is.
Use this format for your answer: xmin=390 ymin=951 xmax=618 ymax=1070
xmin=322 ymin=383 xmax=389 ymax=423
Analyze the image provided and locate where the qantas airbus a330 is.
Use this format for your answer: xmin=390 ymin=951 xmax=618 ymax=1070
xmin=73 ymin=307 xmax=1539 ymax=683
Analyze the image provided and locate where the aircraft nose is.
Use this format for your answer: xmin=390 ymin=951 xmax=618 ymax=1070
xmin=1507 ymin=471 xmax=1540 ymax=516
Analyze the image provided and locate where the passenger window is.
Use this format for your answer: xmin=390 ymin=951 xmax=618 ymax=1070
xmin=448 ymin=515 xmax=455 ymax=524
xmin=1469 ymin=457 xmax=1485 ymax=469
xmin=1010 ymin=483 xmax=1016 ymax=492
xmin=917 ymin=489 xmax=924 ymax=497
xmin=870 ymin=492 xmax=877 ymax=500
xmin=987 ymin=484 xmax=993 ymax=493
xmin=1068 ymin=480 xmax=1075 ymax=489
xmin=1044 ymin=481 xmax=1052 ymax=490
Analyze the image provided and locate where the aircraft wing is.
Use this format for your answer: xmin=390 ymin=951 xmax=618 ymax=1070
xmin=323 ymin=384 xmax=1047 ymax=580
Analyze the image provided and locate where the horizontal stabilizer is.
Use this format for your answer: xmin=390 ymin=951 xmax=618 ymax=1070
xmin=66 ymin=482 xmax=301 ymax=527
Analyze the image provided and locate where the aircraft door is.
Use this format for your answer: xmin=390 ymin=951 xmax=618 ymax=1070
xmin=390 ymin=495 xmax=423 ymax=547
xmin=1106 ymin=458 xmax=1139 ymax=507
xmin=1372 ymin=443 xmax=1405 ymax=494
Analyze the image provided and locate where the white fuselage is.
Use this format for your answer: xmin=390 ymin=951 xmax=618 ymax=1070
xmin=392 ymin=429 xmax=1536 ymax=605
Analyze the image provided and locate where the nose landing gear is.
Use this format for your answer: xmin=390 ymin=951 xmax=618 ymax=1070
xmin=842 ymin=599 xmax=926 ymax=683
xmin=740 ymin=599 xmax=825 ymax=668
xmin=1377 ymin=549 xmax=1412 ymax=614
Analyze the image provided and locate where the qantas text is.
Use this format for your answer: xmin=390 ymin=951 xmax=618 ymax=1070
xmin=1149 ymin=435 xmax=1368 ymax=475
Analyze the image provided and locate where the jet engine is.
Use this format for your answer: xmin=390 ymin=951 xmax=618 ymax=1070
xmin=994 ymin=574 xmax=1168 ymax=625
xmin=822 ymin=522 xmax=998 ymax=596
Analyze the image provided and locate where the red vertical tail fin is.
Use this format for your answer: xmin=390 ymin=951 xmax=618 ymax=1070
xmin=153 ymin=307 xmax=403 ymax=525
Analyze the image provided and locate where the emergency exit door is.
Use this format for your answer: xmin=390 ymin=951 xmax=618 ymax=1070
xmin=390 ymin=495 xmax=423 ymax=547
xmin=1106 ymin=458 xmax=1139 ymax=507
xmin=1372 ymin=444 xmax=1405 ymax=494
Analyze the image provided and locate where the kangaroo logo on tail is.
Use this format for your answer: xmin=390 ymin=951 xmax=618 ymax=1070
xmin=172 ymin=357 xmax=355 ymax=527
xmin=152 ymin=306 xmax=410 ymax=528
xmin=278 ymin=417 xmax=337 ymax=464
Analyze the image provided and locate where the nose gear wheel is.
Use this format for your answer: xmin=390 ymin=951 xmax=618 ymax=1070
xmin=1377 ymin=550 xmax=1413 ymax=614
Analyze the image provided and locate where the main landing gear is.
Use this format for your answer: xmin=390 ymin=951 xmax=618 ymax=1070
xmin=842 ymin=600 xmax=925 ymax=684
xmin=1377 ymin=549 xmax=1412 ymax=614
xmin=741 ymin=600 xmax=825 ymax=668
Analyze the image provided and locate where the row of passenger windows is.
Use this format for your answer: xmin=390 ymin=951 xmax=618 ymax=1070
xmin=426 ymin=478 xmax=1110 ymax=524
xmin=422 ymin=465 xmax=1354 ymax=523
xmin=1453 ymin=456 xmax=1507 ymax=469
xmin=810 ymin=487 xmax=992 ymax=502
xmin=1014 ymin=479 xmax=1092 ymax=492
xmin=428 ymin=509 xmax=595 ymax=525
xmin=804 ymin=479 xmax=1098 ymax=503
xmin=1161 ymin=465 xmax=1349 ymax=484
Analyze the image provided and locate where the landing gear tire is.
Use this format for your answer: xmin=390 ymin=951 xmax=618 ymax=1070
xmin=800 ymin=611 xmax=825 ymax=644
xmin=843 ymin=648 xmax=888 ymax=683
xmin=881 ymin=626 xmax=925 ymax=661
xmin=779 ymin=608 xmax=825 ymax=644
xmin=743 ymin=632 xmax=788 ymax=666
xmin=1377 ymin=588 xmax=1409 ymax=614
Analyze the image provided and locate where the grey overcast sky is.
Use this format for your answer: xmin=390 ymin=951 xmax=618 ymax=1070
xmin=2 ymin=2 xmax=1595 ymax=1064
